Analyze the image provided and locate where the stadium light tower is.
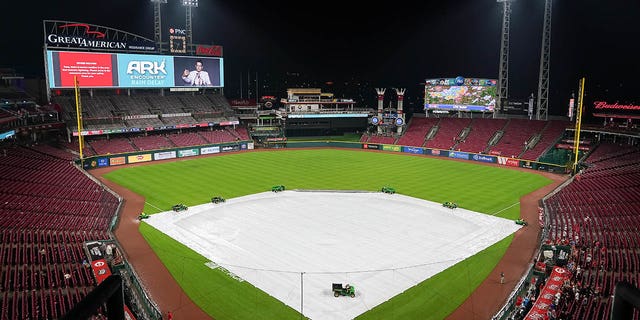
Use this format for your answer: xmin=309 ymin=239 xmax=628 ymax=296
xmin=182 ymin=0 xmax=198 ymax=54
xmin=496 ymin=0 xmax=515 ymax=118
xmin=536 ymin=0 xmax=553 ymax=120
xmin=150 ymin=0 xmax=167 ymax=53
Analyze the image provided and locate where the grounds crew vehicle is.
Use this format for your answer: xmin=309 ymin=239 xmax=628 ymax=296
xmin=332 ymin=283 xmax=355 ymax=298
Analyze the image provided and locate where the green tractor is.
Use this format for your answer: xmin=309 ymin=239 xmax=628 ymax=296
xmin=381 ymin=186 xmax=396 ymax=194
xmin=332 ymin=283 xmax=355 ymax=298
xmin=442 ymin=201 xmax=458 ymax=209
xmin=172 ymin=203 xmax=188 ymax=212
xmin=271 ymin=185 xmax=285 ymax=192
xmin=211 ymin=196 xmax=226 ymax=204
xmin=137 ymin=213 xmax=150 ymax=220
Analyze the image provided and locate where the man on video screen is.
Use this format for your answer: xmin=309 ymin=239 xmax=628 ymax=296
xmin=182 ymin=59 xmax=212 ymax=86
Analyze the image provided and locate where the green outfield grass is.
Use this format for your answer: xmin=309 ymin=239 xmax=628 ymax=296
xmin=104 ymin=149 xmax=552 ymax=320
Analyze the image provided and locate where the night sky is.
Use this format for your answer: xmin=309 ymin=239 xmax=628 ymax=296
xmin=2 ymin=0 xmax=639 ymax=115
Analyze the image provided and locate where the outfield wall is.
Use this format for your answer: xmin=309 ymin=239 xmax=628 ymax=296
xmin=284 ymin=141 xmax=568 ymax=174
xmin=78 ymin=141 xmax=254 ymax=169
xmin=79 ymin=139 xmax=565 ymax=174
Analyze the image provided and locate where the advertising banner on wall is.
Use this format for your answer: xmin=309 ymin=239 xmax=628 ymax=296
xmin=200 ymin=146 xmax=220 ymax=155
xmin=97 ymin=158 xmax=109 ymax=167
xmin=221 ymin=145 xmax=240 ymax=152
xmin=497 ymin=156 xmax=520 ymax=167
xmin=178 ymin=149 xmax=200 ymax=157
xmin=127 ymin=154 xmax=152 ymax=164
xmin=448 ymin=151 xmax=470 ymax=160
xmin=362 ymin=144 xmax=380 ymax=150
xmin=382 ymin=145 xmax=401 ymax=152
xmin=402 ymin=146 xmax=424 ymax=154
xmin=110 ymin=157 xmax=127 ymax=166
xmin=154 ymin=151 xmax=177 ymax=161
xmin=471 ymin=154 xmax=496 ymax=163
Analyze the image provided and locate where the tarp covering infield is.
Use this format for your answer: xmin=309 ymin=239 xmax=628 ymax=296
xmin=145 ymin=191 xmax=522 ymax=320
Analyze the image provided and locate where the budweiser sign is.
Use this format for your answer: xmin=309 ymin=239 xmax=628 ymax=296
xmin=196 ymin=45 xmax=223 ymax=57
xmin=593 ymin=101 xmax=640 ymax=110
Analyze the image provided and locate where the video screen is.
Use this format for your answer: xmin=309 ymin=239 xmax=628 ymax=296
xmin=46 ymin=50 xmax=224 ymax=89
xmin=47 ymin=51 xmax=117 ymax=88
xmin=424 ymin=78 xmax=497 ymax=112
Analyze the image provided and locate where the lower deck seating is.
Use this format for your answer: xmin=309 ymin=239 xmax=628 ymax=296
xmin=542 ymin=143 xmax=640 ymax=320
xmin=0 ymin=146 xmax=119 ymax=320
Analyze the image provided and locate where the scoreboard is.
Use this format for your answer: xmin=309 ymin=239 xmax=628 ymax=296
xmin=424 ymin=76 xmax=497 ymax=112
xmin=46 ymin=50 xmax=224 ymax=89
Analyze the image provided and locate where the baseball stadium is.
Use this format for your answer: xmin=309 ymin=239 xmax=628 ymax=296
xmin=1 ymin=2 xmax=640 ymax=320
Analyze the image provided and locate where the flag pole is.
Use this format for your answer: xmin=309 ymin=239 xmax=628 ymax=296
xmin=74 ymin=76 xmax=84 ymax=167
xmin=572 ymin=77 xmax=585 ymax=174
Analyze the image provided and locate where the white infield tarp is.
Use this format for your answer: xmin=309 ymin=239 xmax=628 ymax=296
xmin=145 ymin=191 xmax=521 ymax=320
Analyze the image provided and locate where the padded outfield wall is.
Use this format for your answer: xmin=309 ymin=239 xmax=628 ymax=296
xmin=284 ymin=141 xmax=567 ymax=174
xmin=78 ymin=140 xmax=566 ymax=174
xmin=77 ymin=139 xmax=566 ymax=175
xmin=78 ymin=141 xmax=254 ymax=169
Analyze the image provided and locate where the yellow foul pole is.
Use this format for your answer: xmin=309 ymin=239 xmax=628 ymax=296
xmin=572 ymin=77 xmax=585 ymax=173
xmin=74 ymin=76 xmax=84 ymax=165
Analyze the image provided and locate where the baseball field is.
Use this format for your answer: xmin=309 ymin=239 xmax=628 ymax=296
xmin=102 ymin=148 xmax=553 ymax=319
